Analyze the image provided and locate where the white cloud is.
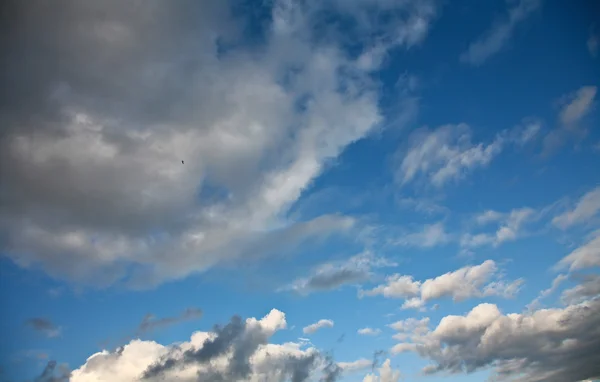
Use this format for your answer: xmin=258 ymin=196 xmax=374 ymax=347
xmin=392 ymin=222 xmax=452 ymax=248
xmin=461 ymin=207 xmax=537 ymax=250
xmin=65 ymin=308 xmax=352 ymax=382
xmin=357 ymin=327 xmax=381 ymax=336
xmin=303 ymin=319 xmax=334 ymax=335
xmin=397 ymin=123 xmax=504 ymax=187
xmin=556 ymin=230 xmax=600 ymax=272
xmin=544 ymin=85 xmax=598 ymax=154
xmin=338 ymin=358 xmax=372 ymax=372
xmin=0 ymin=0 xmax=439 ymax=288
xmin=559 ymin=86 xmax=598 ymax=127
xmin=388 ymin=295 xmax=600 ymax=382
xmin=362 ymin=260 xmax=523 ymax=309
xmin=283 ymin=252 xmax=396 ymax=295
xmin=527 ymin=273 xmax=568 ymax=311
xmin=362 ymin=359 xmax=401 ymax=382
xmin=553 ymin=186 xmax=600 ymax=229
xmin=561 ymin=274 xmax=600 ymax=305
xmin=460 ymin=0 xmax=541 ymax=65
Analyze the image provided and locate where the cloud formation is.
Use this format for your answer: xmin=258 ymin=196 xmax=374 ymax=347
xmin=362 ymin=359 xmax=401 ymax=382
xmin=357 ymin=327 xmax=381 ymax=336
xmin=137 ymin=307 xmax=202 ymax=335
xmin=390 ymin=297 xmax=600 ymax=382
xmin=460 ymin=0 xmax=541 ymax=65
xmin=556 ymin=230 xmax=600 ymax=272
xmin=553 ymin=186 xmax=600 ymax=229
xmin=361 ymin=260 xmax=523 ymax=309
xmin=282 ymin=252 xmax=396 ymax=295
xmin=25 ymin=318 xmax=62 ymax=338
xmin=303 ymin=319 xmax=334 ymax=335
xmin=0 ymin=0 xmax=438 ymax=288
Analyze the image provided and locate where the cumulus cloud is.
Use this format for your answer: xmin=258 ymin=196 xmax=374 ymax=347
xmin=460 ymin=0 xmax=541 ymax=65
xmin=556 ymin=230 xmax=600 ymax=272
xmin=137 ymin=307 xmax=202 ymax=335
xmin=68 ymin=309 xmax=336 ymax=382
xmin=362 ymin=359 xmax=401 ymax=382
xmin=25 ymin=318 xmax=62 ymax=338
xmin=0 ymin=0 xmax=438 ymax=288
xmin=357 ymin=327 xmax=381 ymax=336
xmin=282 ymin=252 xmax=396 ymax=295
xmin=553 ymin=186 xmax=600 ymax=229
xmin=361 ymin=260 xmax=523 ymax=309
xmin=303 ymin=319 xmax=334 ymax=335
xmin=389 ymin=296 xmax=600 ymax=382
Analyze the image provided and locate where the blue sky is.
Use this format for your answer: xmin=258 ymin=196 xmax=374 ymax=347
xmin=1 ymin=0 xmax=599 ymax=381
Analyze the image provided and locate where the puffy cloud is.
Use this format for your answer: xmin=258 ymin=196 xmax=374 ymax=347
xmin=362 ymin=260 xmax=523 ymax=308
xmin=69 ymin=308 xmax=342 ymax=382
xmin=460 ymin=0 xmax=541 ymax=65
xmin=389 ymin=296 xmax=600 ymax=382
xmin=303 ymin=319 xmax=334 ymax=335
xmin=357 ymin=327 xmax=381 ymax=336
xmin=282 ymin=252 xmax=396 ymax=295
xmin=556 ymin=230 xmax=600 ymax=272
xmin=0 ymin=0 xmax=437 ymax=288
xmin=553 ymin=186 xmax=600 ymax=229
xmin=362 ymin=359 xmax=401 ymax=382
xmin=25 ymin=318 xmax=62 ymax=338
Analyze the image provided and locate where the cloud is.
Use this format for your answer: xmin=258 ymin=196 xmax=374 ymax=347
xmin=25 ymin=318 xmax=62 ymax=338
xmin=362 ymin=359 xmax=401 ymax=382
xmin=553 ymin=186 xmax=600 ymax=229
xmin=137 ymin=307 xmax=202 ymax=335
xmin=362 ymin=260 xmax=523 ymax=308
xmin=391 ymin=222 xmax=452 ymax=248
xmin=338 ymin=358 xmax=371 ymax=372
xmin=460 ymin=0 xmax=541 ymax=65
xmin=397 ymin=123 xmax=504 ymax=188
xmin=556 ymin=230 xmax=600 ymax=272
xmin=561 ymin=274 xmax=600 ymax=305
xmin=357 ymin=327 xmax=381 ymax=336
xmin=461 ymin=207 xmax=537 ymax=251
xmin=34 ymin=361 xmax=70 ymax=382
xmin=303 ymin=319 xmax=334 ymax=335
xmin=388 ymin=294 xmax=600 ymax=382
xmin=527 ymin=273 xmax=568 ymax=310
xmin=67 ymin=308 xmax=373 ymax=382
xmin=589 ymin=27 xmax=599 ymax=58
xmin=543 ymin=85 xmax=598 ymax=154
xmin=0 ymin=0 xmax=438 ymax=288
xmin=282 ymin=252 xmax=396 ymax=295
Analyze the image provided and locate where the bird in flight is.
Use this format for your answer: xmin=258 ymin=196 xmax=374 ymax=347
xmin=181 ymin=160 xmax=184 ymax=164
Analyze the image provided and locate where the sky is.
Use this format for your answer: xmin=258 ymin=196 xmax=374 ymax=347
xmin=0 ymin=0 xmax=599 ymax=381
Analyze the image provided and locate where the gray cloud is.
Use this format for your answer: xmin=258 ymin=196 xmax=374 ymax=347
xmin=137 ymin=307 xmax=202 ymax=335
xmin=25 ymin=318 xmax=61 ymax=338
xmin=390 ymin=296 xmax=600 ymax=382
xmin=0 ymin=0 xmax=435 ymax=288
xmin=34 ymin=361 xmax=71 ymax=382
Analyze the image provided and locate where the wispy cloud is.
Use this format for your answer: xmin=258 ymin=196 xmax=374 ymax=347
xmin=136 ymin=307 xmax=203 ymax=336
xmin=25 ymin=318 xmax=61 ymax=338
xmin=552 ymin=186 xmax=600 ymax=229
xmin=303 ymin=319 xmax=334 ymax=334
xmin=460 ymin=0 xmax=541 ymax=65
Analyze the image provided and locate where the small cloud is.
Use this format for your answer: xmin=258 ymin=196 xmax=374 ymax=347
xmin=25 ymin=318 xmax=61 ymax=338
xmin=137 ymin=307 xmax=203 ymax=335
xmin=460 ymin=0 xmax=541 ymax=65
xmin=552 ymin=186 xmax=600 ymax=229
xmin=588 ymin=26 xmax=599 ymax=58
xmin=357 ymin=327 xmax=381 ymax=336
xmin=302 ymin=319 xmax=334 ymax=334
